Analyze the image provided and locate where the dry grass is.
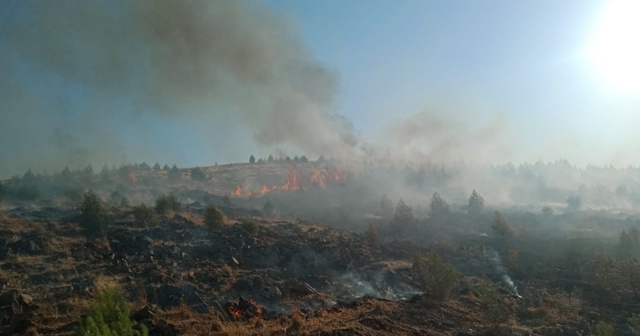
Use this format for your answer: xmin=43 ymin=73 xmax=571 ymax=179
xmin=44 ymin=235 xmax=78 ymax=256
xmin=537 ymin=291 xmax=582 ymax=325
xmin=0 ymin=215 xmax=36 ymax=233
xmin=15 ymin=254 xmax=47 ymax=265
xmin=93 ymin=274 xmax=124 ymax=292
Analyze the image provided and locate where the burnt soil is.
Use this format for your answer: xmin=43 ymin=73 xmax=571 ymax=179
xmin=0 ymin=202 xmax=634 ymax=335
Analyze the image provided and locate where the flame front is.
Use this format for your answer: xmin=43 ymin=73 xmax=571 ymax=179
xmin=228 ymin=307 xmax=243 ymax=318
xmin=233 ymin=167 xmax=347 ymax=198
xmin=226 ymin=298 xmax=263 ymax=319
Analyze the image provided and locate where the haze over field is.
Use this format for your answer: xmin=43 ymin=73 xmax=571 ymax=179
xmin=1 ymin=0 xmax=639 ymax=177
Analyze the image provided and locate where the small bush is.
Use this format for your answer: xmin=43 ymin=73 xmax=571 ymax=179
xmin=155 ymin=194 xmax=181 ymax=215
xmin=412 ymin=251 xmax=460 ymax=299
xmin=430 ymin=192 xmax=450 ymax=222
xmin=628 ymin=313 xmax=640 ymax=327
xmin=473 ymin=277 xmax=515 ymax=324
xmin=262 ymin=200 xmax=274 ymax=216
xmin=467 ymin=189 xmax=484 ymax=216
xmin=240 ymin=219 xmax=260 ymax=236
xmin=190 ymin=167 xmax=206 ymax=181
xmin=491 ymin=211 xmax=513 ymax=238
xmin=392 ymin=199 xmax=414 ymax=230
xmin=205 ymin=204 xmax=224 ymax=230
xmin=132 ymin=203 xmax=155 ymax=226
xmin=76 ymin=288 xmax=147 ymax=336
xmin=595 ymin=321 xmax=615 ymax=336
xmin=168 ymin=165 xmax=181 ymax=181
xmin=365 ymin=223 xmax=381 ymax=248
xmin=79 ymin=191 xmax=107 ymax=236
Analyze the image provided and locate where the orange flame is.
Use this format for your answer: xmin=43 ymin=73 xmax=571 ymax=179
xmin=226 ymin=298 xmax=263 ymax=319
xmin=233 ymin=167 xmax=347 ymax=198
xmin=228 ymin=307 xmax=243 ymax=318
xmin=250 ymin=299 xmax=263 ymax=315
xmin=260 ymin=185 xmax=270 ymax=196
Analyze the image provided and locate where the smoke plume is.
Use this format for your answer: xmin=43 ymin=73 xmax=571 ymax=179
xmin=488 ymin=248 xmax=518 ymax=295
xmin=385 ymin=107 xmax=512 ymax=165
xmin=0 ymin=0 xmax=356 ymax=177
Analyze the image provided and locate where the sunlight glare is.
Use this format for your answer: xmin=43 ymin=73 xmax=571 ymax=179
xmin=586 ymin=0 xmax=640 ymax=93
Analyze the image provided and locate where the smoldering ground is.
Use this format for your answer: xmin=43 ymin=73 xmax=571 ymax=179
xmin=0 ymin=0 xmax=356 ymax=177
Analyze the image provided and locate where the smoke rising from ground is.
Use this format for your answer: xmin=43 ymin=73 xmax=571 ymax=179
xmin=489 ymin=248 xmax=518 ymax=295
xmin=0 ymin=0 xmax=356 ymax=177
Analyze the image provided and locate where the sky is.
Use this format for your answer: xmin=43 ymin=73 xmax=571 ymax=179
xmin=1 ymin=0 xmax=639 ymax=178
xmin=265 ymin=0 xmax=640 ymax=165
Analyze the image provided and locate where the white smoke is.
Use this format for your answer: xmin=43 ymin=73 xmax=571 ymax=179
xmin=488 ymin=248 xmax=518 ymax=295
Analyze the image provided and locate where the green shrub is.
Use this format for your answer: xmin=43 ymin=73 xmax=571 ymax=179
xmin=412 ymin=251 xmax=460 ymax=299
xmin=595 ymin=321 xmax=615 ymax=336
xmin=473 ymin=277 xmax=515 ymax=324
xmin=132 ymin=203 xmax=155 ymax=226
xmin=79 ymin=191 xmax=107 ymax=236
xmin=628 ymin=313 xmax=640 ymax=327
xmin=491 ymin=211 xmax=513 ymax=238
xmin=467 ymin=189 xmax=484 ymax=216
xmin=155 ymin=194 xmax=181 ymax=215
xmin=262 ymin=200 xmax=274 ymax=216
xmin=190 ymin=167 xmax=206 ymax=181
xmin=204 ymin=204 xmax=224 ymax=230
xmin=392 ymin=199 xmax=414 ymax=229
xmin=430 ymin=192 xmax=450 ymax=222
xmin=76 ymin=289 xmax=147 ymax=336
xmin=168 ymin=165 xmax=181 ymax=181
xmin=241 ymin=218 xmax=260 ymax=236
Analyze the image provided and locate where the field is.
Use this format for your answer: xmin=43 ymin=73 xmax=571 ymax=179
xmin=1 ymin=162 xmax=639 ymax=335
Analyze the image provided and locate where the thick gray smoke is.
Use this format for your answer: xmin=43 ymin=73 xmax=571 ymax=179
xmin=0 ymin=0 xmax=356 ymax=177
xmin=385 ymin=108 xmax=512 ymax=165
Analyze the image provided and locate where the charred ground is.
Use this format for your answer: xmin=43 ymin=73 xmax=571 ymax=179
xmin=1 ymin=161 xmax=640 ymax=335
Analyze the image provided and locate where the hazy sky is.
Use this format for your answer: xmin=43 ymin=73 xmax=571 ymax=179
xmin=265 ymin=0 xmax=640 ymax=165
xmin=1 ymin=0 xmax=639 ymax=177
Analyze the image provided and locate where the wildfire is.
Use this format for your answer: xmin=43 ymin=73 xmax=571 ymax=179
xmin=228 ymin=306 xmax=243 ymax=318
xmin=226 ymin=297 xmax=263 ymax=319
xmin=233 ymin=169 xmax=345 ymax=197
xmin=234 ymin=186 xmax=253 ymax=198
xmin=260 ymin=185 xmax=271 ymax=196
xmin=233 ymin=167 xmax=347 ymax=198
